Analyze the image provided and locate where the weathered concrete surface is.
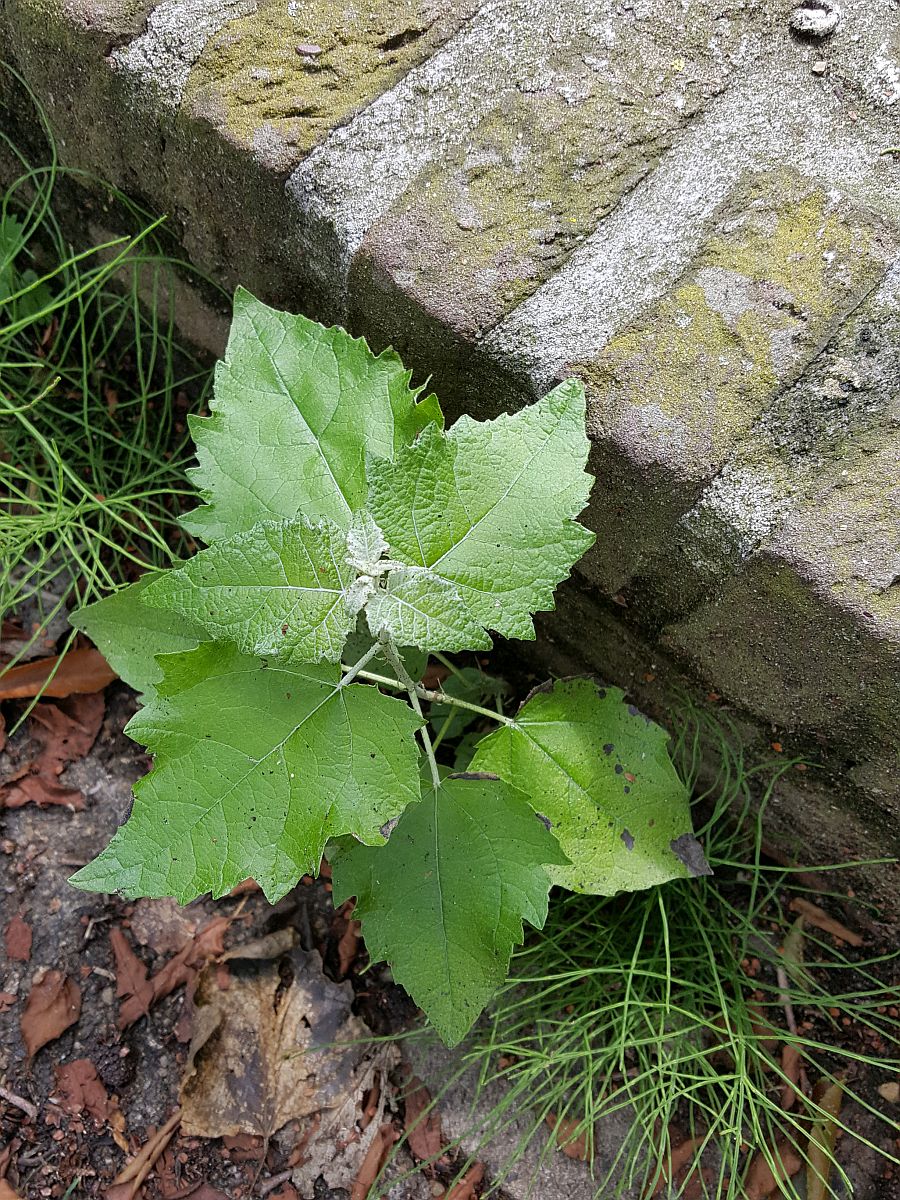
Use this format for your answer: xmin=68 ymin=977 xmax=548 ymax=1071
xmin=1 ymin=0 xmax=899 ymax=910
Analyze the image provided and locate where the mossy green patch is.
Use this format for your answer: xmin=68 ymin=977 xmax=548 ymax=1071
xmin=578 ymin=283 xmax=784 ymax=463
xmin=182 ymin=0 xmax=473 ymax=168
xmin=701 ymin=173 xmax=880 ymax=317
xmin=359 ymin=0 xmax=754 ymax=336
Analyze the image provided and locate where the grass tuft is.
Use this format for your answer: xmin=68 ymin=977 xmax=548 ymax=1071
xmin=1 ymin=72 xmax=219 ymax=716
xmin=386 ymin=706 xmax=899 ymax=1199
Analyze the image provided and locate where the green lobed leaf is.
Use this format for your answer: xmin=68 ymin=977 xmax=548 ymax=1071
xmin=469 ymin=679 xmax=710 ymax=895
xmin=331 ymin=773 xmax=567 ymax=1045
xmin=366 ymin=566 xmax=491 ymax=653
xmin=69 ymin=643 xmax=424 ymax=904
xmin=367 ymin=380 xmax=594 ymax=642
xmin=68 ymin=573 xmax=205 ymax=699
xmin=184 ymin=287 xmax=443 ymax=540
xmin=142 ymin=518 xmax=354 ymax=664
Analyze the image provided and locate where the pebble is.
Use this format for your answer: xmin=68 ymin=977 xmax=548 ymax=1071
xmin=811 ymin=59 xmax=828 ymax=75
xmin=790 ymin=1 xmax=841 ymax=38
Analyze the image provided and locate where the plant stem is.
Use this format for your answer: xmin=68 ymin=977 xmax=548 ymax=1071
xmin=379 ymin=635 xmax=442 ymax=791
xmin=341 ymin=664 xmax=514 ymax=727
xmin=338 ymin=640 xmax=382 ymax=687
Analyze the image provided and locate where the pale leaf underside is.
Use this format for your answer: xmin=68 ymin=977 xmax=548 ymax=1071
xmin=185 ymin=287 xmax=442 ymax=540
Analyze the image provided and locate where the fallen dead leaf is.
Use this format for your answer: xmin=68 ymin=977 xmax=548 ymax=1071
xmin=3 ymin=916 xmax=32 ymax=963
xmin=130 ymin=897 xmax=198 ymax=956
xmin=110 ymin=928 xmax=154 ymax=1028
xmin=350 ymin=1122 xmax=397 ymax=1200
xmin=877 ymin=1081 xmax=899 ymax=1104
xmin=146 ymin=915 xmax=232 ymax=1011
xmin=0 ymin=993 xmax=16 ymax=1013
xmin=179 ymin=936 xmax=370 ymax=1140
xmin=52 ymin=1058 xmax=113 ymax=1122
xmin=20 ymin=969 xmax=81 ymax=1058
xmin=781 ymin=915 xmax=811 ymax=991
xmin=181 ymin=1187 xmax=229 ymax=1200
xmin=0 ymin=648 xmax=115 ymax=700
xmin=107 ymin=1109 xmax=181 ymax=1200
xmin=546 ymin=1112 xmax=589 ymax=1161
xmin=400 ymin=1071 xmax=443 ymax=1161
xmin=337 ymin=916 xmax=361 ymax=978
xmin=744 ymin=1139 xmax=803 ymax=1199
xmin=1 ymin=694 xmax=104 ymax=810
xmin=116 ymin=913 xmax=233 ymax=1030
xmin=780 ymin=1044 xmax=802 ymax=1111
xmin=646 ymin=1134 xmax=704 ymax=1197
xmin=446 ymin=1162 xmax=485 ymax=1200
xmin=788 ymin=897 xmax=863 ymax=947
xmin=0 ymin=1143 xmax=19 ymax=1199
xmin=807 ymin=1079 xmax=844 ymax=1200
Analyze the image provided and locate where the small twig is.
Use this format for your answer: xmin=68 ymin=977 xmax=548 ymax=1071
xmin=776 ymin=965 xmax=798 ymax=1037
xmin=0 ymin=1084 xmax=38 ymax=1121
xmin=259 ymin=1169 xmax=293 ymax=1195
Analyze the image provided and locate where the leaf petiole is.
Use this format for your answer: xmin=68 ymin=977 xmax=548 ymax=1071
xmin=338 ymin=639 xmax=382 ymax=687
xmin=340 ymin=664 xmax=515 ymax=727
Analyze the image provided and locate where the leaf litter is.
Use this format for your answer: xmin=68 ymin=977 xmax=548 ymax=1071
xmin=1 ymin=692 xmax=104 ymax=809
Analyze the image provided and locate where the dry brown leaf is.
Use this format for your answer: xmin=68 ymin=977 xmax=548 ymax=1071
xmin=108 ymin=1109 xmax=181 ymax=1200
xmin=337 ymin=918 xmax=361 ymax=978
xmin=401 ymin=1072 xmax=443 ymax=1161
xmin=747 ymin=1001 xmax=780 ymax=1055
xmin=52 ymin=1058 xmax=110 ymax=1121
xmin=446 ymin=1163 xmax=485 ymax=1200
xmin=20 ymin=969 xmax=81 ymax=1058
xmin=780 ymin=1044 xmax=802 ymax=1111
xmin=0 ymin=648 xmax=115 ymax=700
xmin=130 ymin=897 xmax=198 ymax=956
xmin=147 ymin=915 xmax=232 ymax=1007
xmin=788 ymin=897 xmax=863 ymax=947
xmin=3 ymin=916 xmax=32 ymax=963
xmin=646 ymin=1135 xmax=704 ymax=1197
xmin=0 ymin=1182 xmax=21 ymax=1200
xmin=781 ymin=915 xmax=811 ymax=991
xmin=110 ymin=928 xmax=154 ymax=1029
xmin=179 ymin=940 xmax=369 ymax=1140
xmin=1 ymin=694 xmax=104 ymax=810
xmin=807 ymin=1079 xmax=844 ymax=1200
xmin=744 ymin=1139 xmax=803 ymax=1199
xmin=350 ymin=1122 xmax=397 ymax=1200
xmin=546 ymin=1112 xmax=589 ymax=1161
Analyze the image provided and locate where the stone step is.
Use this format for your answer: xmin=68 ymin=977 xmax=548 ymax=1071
xmin=2 ymin=0 xmax=898 ymax=907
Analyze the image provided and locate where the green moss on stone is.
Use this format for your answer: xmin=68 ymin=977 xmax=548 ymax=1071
xmin=360 ymin=0 xmax=755 ymax=335
xmin=182 ymin=0 xmax=471 ymax=166
xmin=701 ymin=176 xmax=878 ymax=316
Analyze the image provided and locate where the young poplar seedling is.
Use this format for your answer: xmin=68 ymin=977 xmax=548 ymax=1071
xmin=70 ymin=289 xmax=710 ymax=1045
